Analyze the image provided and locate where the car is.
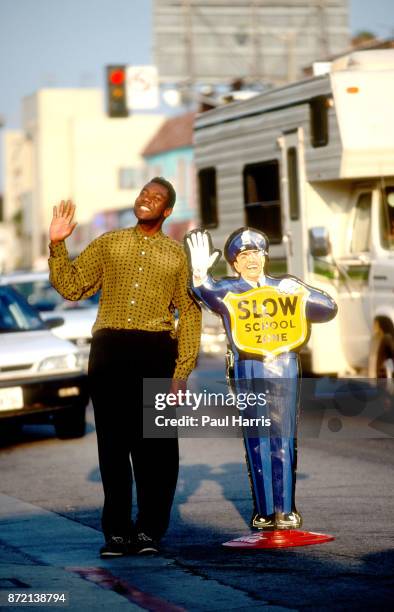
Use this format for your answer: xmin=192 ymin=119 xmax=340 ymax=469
xmin=0 ymin=285 xmax=89 ymax=439
xmin=0 ymin=270 xmax=99 ymax=368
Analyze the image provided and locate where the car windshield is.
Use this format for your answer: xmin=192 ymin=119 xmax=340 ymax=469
xmin=0 ymin=286 xmax=46 ymax=332
xmin=9 ymin=280 xmax=100 ymax=312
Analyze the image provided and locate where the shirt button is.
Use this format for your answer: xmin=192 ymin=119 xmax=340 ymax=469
xmin=141 ymin=251 xmax=145 ymax=255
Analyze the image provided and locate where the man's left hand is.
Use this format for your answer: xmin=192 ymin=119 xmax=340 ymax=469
xmin=169 ymin=379 xmax=187 ymax=404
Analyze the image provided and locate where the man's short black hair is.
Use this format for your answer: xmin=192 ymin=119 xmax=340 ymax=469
xmin=150 ymin=176 xmax=176 ymax=208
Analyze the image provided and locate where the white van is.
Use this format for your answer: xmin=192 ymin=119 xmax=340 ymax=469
xmin=193 ymin=49 xmax=394 ymax=377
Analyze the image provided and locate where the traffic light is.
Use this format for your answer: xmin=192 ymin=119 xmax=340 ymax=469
xmin=106 ymin=65 xmax=128 ymax=118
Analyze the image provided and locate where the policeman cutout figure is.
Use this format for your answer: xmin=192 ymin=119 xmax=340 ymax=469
xmin=186 ymin=228 xmax=337 ymax=531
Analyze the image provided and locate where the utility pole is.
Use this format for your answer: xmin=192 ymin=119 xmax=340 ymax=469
xmin=250 ymin=0 xmax=261 ymax=81
xmin=316 ymin=0 xmax=330 ymax=58
xmin=182 ymin=0 xmax=195 ymax=106
xmin=286 ymin=31 xmax=297 ymax=82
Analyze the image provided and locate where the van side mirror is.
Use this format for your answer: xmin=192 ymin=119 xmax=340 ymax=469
xmin=309 ymin=227 xmax=331 ymax=257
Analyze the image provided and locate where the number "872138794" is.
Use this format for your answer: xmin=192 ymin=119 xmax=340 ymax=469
xmin=6 ymin=592 xmax=67 ymax=605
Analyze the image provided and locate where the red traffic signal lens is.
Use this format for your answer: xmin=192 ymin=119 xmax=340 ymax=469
xmin=109 ymin=69 xmax=125 ymax=86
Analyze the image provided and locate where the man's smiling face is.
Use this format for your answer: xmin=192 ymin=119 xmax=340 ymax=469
xmin=233 ymin=249 xmax=265 ymax=282
xmin=134 ymin=182 xmax=172 ymax=222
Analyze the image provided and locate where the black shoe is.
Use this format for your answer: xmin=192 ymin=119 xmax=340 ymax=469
xmin=99 ymin=535 xmax=129 ymax=558
xmin=133 ymin=532 xmax=159 ymax=555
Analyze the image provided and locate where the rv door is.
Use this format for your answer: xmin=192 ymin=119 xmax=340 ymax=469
xmin=369 ymin=185 xmax=394 ymax=329
xmin=277 ymin=129 xmax=308 ymax=279
xmin=336 ymin=189 xmax=373 ymax=370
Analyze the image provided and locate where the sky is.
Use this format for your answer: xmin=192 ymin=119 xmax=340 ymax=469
xmin=0 ymin=0 xmax=393 ymax=133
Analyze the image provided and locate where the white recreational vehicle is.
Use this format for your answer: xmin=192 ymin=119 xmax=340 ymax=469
xmin=193 ymin=49 xmax=394 ymax=377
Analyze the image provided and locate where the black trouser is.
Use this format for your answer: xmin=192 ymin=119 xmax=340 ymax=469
xmin=88 ymin=328 xmax=178 ymax=541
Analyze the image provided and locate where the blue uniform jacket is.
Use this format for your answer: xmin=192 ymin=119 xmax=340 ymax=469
xmin=191 ymin=274 xmax=337 ymax=363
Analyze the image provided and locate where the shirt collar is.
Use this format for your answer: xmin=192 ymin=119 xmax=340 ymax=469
xmin=244 ymin=274 xmax=266 ymax=288
xmin=133 ymin=224 xmax=164 ymax=241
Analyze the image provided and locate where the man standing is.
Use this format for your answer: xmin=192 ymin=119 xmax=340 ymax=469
xmin=49 ymin=178 xmax=201 ymax=557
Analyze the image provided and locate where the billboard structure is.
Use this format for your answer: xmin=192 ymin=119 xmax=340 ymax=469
xmin=153 ymin=0 xmax=350 ymax=87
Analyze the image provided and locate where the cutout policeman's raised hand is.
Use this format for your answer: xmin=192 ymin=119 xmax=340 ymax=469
xmin=186 ymin=230 xmax=221 ymax=286
xmin=185 ymin=227 xmax=337 ymax=359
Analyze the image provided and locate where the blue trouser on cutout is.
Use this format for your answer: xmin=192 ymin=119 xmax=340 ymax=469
xmin=234 ymin=353 xmax=299 ymax=517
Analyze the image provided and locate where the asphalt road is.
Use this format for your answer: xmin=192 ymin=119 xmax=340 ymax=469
xmin=0 ymin=356 xmax=393 ymax=611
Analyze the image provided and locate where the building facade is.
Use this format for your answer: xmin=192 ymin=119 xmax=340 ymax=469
xmin=3 ymin=89 xmax=164 ymax=266
xmin=154 ymin=0 xmax=350 ymax=86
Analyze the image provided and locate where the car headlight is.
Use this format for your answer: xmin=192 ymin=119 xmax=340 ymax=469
xmin=38 ymin=353 xmax=81 ymax=372
xmin=77 ymin=350 xmax=89 ymax=372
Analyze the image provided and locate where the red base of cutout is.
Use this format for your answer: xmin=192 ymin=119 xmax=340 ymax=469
xmin=222 ymin=529 xmax=335 ymax=549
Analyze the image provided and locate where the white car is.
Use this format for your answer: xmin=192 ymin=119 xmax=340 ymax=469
xmin=0 ymin=270 xmax=99 ymax=366
xmin=0 ymin=285 xmax=89 ymax=438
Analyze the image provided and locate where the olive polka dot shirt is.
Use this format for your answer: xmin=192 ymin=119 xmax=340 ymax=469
xmin=48 ymin=225 xmax=202 ymax=380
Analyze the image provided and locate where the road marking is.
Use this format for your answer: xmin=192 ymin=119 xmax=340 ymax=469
xmin=67 ymin=567 xmax=186 ymax=612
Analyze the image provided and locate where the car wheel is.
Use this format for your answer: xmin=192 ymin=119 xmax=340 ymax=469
xmin=0 ymin=418 xmax=22 ymax=443
xmin=54 ymin=404 xmax=86 ymax=439
xmin=368 ymin=332 xmax=394 ymax=382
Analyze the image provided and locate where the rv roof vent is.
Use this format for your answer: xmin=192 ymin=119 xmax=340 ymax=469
xmin=331 ymin=49 xmax=394 ymax=72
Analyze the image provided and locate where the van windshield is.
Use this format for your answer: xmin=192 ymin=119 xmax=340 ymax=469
xmin=380 ymin=187 xmax=394 ymax=251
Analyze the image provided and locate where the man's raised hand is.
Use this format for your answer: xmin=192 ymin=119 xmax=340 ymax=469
xmin=49 ymin=200 xmax=78 ymax=244
xmin=185 ymin=230 xmax=220 ymax=286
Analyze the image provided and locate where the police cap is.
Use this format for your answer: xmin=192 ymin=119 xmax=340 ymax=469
xmin=224 ymin=227 xmax=269 ymax=264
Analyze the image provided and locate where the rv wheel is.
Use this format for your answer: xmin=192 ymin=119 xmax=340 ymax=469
xmin=368 ymin=332 xmax=394 ymax=380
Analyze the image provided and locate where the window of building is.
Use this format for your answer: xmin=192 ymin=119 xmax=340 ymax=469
xmin=198 ymin=167 xmax=218 ymax=228
xmin=350 ymin=192 xmax=372 ymax=253
xmin=309 ymin=95 xmax=329 ymax=148
xmin=287 ymin=147 xmax=300 ymax=220
xmin=118 ymin=167 xmax=140 ymax=190
xmin=243 ymin=160 xmax=282 ymax=243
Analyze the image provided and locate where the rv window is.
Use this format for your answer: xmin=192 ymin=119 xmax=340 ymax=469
xmin=309 ymin=96 xmax=329 ymax=148
xmin=350 ymin=192 xmax=372 ymax=253
xmin=243 ymin=160 xmax=282 ymax=243
xmin=380 ymin=187 xmax=394 ymax=251
xmin=287 ymin=147 xmax=300 ymax=220
xmin=198 ymin=167 xmax=218 ymax=229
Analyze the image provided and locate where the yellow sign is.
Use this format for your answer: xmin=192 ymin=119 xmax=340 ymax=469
xmin=222 ymin=285 xmax=310 ymax=357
